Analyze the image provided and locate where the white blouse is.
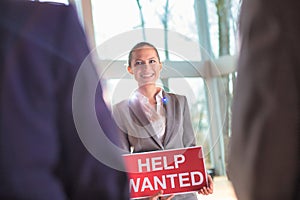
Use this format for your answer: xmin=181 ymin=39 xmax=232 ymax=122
xmin=134 ymin=89 xmax=166 ymax=142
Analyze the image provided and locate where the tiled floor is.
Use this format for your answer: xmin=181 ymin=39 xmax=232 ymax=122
xmin=197 ymin=176 xmax=237 ymax=200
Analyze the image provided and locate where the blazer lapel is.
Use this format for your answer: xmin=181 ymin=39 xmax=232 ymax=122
xmin=128 ymin=99 xmax=164 ymax=148
xmin=163 ymin=92 xmax=182 ymax=146
xmin=162 ymin=92 xmax=177 ymax=146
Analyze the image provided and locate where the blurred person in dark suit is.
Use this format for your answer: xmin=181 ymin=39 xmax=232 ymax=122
xmin=0 ymin=1 xmax=129 ymax=199
xmin=228 ymin=0 xmax=300 ymax=199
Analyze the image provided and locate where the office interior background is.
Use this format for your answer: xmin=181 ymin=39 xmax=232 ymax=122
xmin=34 ymin=0 xmax=241 ymax=198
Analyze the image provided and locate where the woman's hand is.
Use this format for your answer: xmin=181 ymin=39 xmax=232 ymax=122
xmin=198 ymin=175 xmax=214 ymax=195
xmin=149 ymin=190 xmax=174 ymax=200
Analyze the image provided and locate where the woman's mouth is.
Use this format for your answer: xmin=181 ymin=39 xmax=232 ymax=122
xmin=141 ymin=73 xmax=154 ymax=78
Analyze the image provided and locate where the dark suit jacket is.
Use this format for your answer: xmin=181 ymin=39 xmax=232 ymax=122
xmin=0 ymin=1 xmax=129 ymax=199
xmin=228 ymin=0 xmax=300 ymax=199
xmin=113 ymin=91 xmax=197 ymax=200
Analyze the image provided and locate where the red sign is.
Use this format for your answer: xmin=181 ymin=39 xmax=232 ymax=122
xmin=123 ymin=146 xmax=208 ymax=199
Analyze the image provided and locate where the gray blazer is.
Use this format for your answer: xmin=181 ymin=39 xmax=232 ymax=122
xmin=112 ymin=91 xmax=198 ymax=200
xmin=112 ymin=91 xmax=196 ymax=152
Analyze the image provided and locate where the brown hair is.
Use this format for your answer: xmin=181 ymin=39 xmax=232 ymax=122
xmin=128 ymin=42 xmax=161 ymax=67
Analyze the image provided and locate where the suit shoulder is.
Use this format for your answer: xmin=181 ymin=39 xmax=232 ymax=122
xmin=165 ymin=92 xmax=187 ymax=101
xmin=0 ymin=1 xmax=74 ymax=22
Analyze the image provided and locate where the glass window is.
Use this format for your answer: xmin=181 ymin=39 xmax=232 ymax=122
xmin=91 ymin=0 xmax=197 ymax=48
xmin=89 ymin=0 xmax=241 ymax=176
xmin=169 ymin=77 xmax=212 ymax=167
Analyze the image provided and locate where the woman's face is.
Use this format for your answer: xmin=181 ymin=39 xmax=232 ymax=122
xmin=128 ymin=46 xmax=162 ymax=87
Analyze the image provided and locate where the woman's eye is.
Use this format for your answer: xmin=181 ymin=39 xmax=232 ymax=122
xmin=149 ymin=60 xmax=156 ymax=64
xmin=135 ymin=61 xmax=143 ymax=65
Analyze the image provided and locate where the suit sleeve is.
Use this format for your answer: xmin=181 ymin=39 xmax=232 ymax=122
xmin=112 ymin=103 xmax=131 ymax=153
xmin=0 ymin=2 xmax=129 ymax=200
xmin=58 ymin=4 xmax=129 ymax=200
xmin=228 ymin=0 xmax=300 ymax=199
xmin=0 ymin=3 xmax=73 ymax=200
xmin=182 ymin=96 xmax=196 ymax=147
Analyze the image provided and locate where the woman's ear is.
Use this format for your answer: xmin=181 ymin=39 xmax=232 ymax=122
xmin=127 ymin=66 xmax=134 ymax=74
xmin=159 ymin=62 xmax=163 ymax=71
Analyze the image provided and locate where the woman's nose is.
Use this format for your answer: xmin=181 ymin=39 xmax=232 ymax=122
xmin=142 ymin=62 xmax=151 ymax=69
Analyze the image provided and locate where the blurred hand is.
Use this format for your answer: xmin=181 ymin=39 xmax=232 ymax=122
xmin=198 ymin=175 xmax=214 ymax=195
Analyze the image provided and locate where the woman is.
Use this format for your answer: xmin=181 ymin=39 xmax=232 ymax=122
xmin=113 ymin=42 xmax=213 ymax=200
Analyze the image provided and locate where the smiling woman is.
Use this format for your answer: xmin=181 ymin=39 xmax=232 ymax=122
xmin=127 ymin=42 xmax=162 ymax=90
xmin=72 ymin=0 xmax=241 ymax=188
xmin=112 ymin=42 xmax=214 ymax=200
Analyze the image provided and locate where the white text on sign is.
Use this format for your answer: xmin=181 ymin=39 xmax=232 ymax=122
xmin=130 ymin=171 xmax=204 ymax=192
xmin=131 ymin=154 xmax=204 ymax=192
xmin=137 ymin=154 xmax=185 ymax=172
